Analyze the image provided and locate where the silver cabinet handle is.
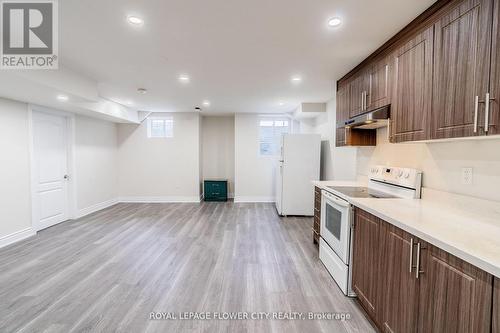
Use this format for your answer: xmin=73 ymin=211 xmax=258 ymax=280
xmin=409 ymin=238 xmax=414 ymax=273
xmin=485 ymin=93 xmax=490 ymax=133
xmin=416 ymin=242 xmax=423 ymax=279
xmin=474 ymin=95 xmax=479 ymax=133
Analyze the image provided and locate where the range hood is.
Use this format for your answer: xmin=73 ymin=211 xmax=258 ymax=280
xmin=343 ymin=105 xmax=390 ymax=129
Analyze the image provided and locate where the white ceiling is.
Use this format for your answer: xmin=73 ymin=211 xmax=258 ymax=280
xmin=58 ymin=0 xmax=435 ymax=114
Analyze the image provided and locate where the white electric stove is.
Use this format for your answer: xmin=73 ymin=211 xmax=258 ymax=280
xmin=319 ymin=165 xmax=422 ymax=296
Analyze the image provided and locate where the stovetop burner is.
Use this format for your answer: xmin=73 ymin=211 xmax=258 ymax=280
xmin=326 ymin=186 xmax=398 ymax=199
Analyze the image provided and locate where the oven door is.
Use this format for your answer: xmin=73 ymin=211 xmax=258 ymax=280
xmin=320 ymin=190 xmax=351 ymax=264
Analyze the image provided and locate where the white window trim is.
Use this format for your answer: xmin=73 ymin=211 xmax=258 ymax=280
xmin=147 ymin=116 xmax=174 ymax=138
xmin=258 ymin=115 xmax=291 ymax=157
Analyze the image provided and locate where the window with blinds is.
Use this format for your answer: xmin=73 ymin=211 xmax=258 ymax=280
xmin=147 ymin=117 xmax=174 ymax=138
xmin=259 ymin=117 xmax=290 ymax=156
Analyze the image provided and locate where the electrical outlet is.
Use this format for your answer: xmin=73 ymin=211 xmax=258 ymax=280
xmin=461 ymin=167 xmax=473 ymax=185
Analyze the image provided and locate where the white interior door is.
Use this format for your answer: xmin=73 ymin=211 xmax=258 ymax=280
xmin=32 ymin=111 xmax=69 ymax=231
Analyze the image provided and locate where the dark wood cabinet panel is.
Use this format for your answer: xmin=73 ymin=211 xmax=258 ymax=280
xmin=335 ymin=127 xmax=346 ymax=147
xmin=345 ymin=128 xmax=377 ymax=146
xmin=380 ymin=224 xmax=420 ymax=333
xmin=313 ymin=187 xmax=321 ymax=246
xmin=494 ymin=278 xmax=500 ymax=333
xmin=353 ymin=208 xmax=496 ymax=333
xmin=367 ymin=58 xmax=391 ymax=111
xmin=349 ymin=72 xmax=370 ymax=118
xmin=489 ymin=0 xmax=500 ymax=135
xmin=352 ymin=208 xmax=383 ymax=326
xmin=390 ymin=27 xmax=434 ymax=143
xmin=337 ymin=83 xmax=350 ymax=124
xmin=432 ymin=0 xmax=494 ymax=139
xmin=336 ymin=84 xmax=349 ymax=147
xmin=418 ymin=243 xmax=493 ymax=333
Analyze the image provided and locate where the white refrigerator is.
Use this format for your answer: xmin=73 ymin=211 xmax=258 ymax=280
xmin=275 ymin=134 xmax=321 ymax=216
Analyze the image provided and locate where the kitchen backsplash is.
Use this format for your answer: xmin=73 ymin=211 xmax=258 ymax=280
xmin=357 ymin=127 xmax=500 ymax=202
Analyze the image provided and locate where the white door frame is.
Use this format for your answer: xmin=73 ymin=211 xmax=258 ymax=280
xmin=28 ymin=104 xmax=77 ymax=232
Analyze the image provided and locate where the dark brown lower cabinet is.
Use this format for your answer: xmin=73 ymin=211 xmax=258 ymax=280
xmin=352 ymin=208 xmax=495 ymax=333
xmin=381 ymin=224 xmax=420 ymax=333
xmin=418 ymin=243 xmax=493 ymax=333
xmin=312 ymin=187 xmax=321 ymax=246
xmin=494 ymin=278 xmax=500 ymax=333
xmin=351 ymin=208 xmax=383 ymax=326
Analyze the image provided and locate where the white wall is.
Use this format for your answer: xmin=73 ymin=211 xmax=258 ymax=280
xmin=0 ymin=98 xmax=33 ymax=244
xmin=201 ymin=116 xmax=235 ymax=197
xmin=74 ymin=115 xmax=118 ymax=214
xmin=234 ymin=114 xmax=276 ymax=202
xmin=312 ymin=93 xmax=357 ymax=181
xmin=357 ymin=128 xmax=500 ymax=202
xmin=117 ymin=112 xmax=201 ymax=201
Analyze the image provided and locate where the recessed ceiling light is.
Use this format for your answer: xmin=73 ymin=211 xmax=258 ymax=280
xmin=328 ymin=17 xmax=342 ymax=27
xmin=202 ymin=100 xmax=211 ymax=107
xmin=126 ymin=101 xmax=133 ymax=106
xmin=127 ymin=16 xmax=144 ymax=26
xmin=178 ymin=74 xmax=190 ymax=83
xmin=57 ymin=94 xmax=68 ymax=102
xmin=291 ymin=76 xmax=302 ymax=84
xmin=137 ymin=88 xmax=147 ymax=94
xmin=278 ymin=102 xmax=285 ymax=106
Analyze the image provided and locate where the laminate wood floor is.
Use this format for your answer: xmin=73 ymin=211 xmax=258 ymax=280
xmin=0 ymin=202 xmax=375 ymax=333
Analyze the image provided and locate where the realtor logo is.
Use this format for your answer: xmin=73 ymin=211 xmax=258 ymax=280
xmin=1 ymin=0 xmax=58 ymax=69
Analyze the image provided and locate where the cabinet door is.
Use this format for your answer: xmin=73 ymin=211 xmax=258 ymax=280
xmin=367 ymin=58 xmax=391 ymax=111
xmin=352 ymin=209 xmax=383 ymax=326
xmin=349 ymin=73 xmax=370 ymax=118
xmin=336 ymin=84 xmax=349 ymax=147
xmin=335 ymin=127 xmax=346 ymax=147
xmin=489 ymin=0 xmax=500 ymax=135
xmin=381 ymin=224 xmax=420 ymax=333
xmin=432 ymin=0 xmax=493 ymax=139
xmin=313 ymin=187 xmax=321 ymax=245
xmin=337 ymin=83 xmax=350 ymax=124
xmin=494 ymin=278 xmax=500 ymax=333
xmin=418 ymin=243 xmax=493 ymax=333
xmin=390 ymin=27 xmax=434 ymax=143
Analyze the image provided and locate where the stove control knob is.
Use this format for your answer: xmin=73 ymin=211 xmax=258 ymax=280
xmin=404 ymin=171 xmax=411 ymax=179
xmin=397 ymin=170 xmax=404 ymax=178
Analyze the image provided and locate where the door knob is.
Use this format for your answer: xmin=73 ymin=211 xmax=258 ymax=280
xmin=64 ymin=175 xmax=69 ymax=180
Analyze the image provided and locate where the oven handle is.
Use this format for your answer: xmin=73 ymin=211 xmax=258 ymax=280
xmin=322 ymin=190 xmax=350 ymax=207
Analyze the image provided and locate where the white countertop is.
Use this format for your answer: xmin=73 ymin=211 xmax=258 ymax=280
xmin=313 ymin=180 xmax=500 ymax=278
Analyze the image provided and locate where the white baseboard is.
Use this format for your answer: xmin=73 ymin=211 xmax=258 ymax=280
xmin=0 ymin=227 xmax=36 ymax=249
xmin=233 ymin=196 xmax=275 ymax=203
xmin=119 ymin=196 xmax=201 ymax=203
xmin=75 ymin=198 xmax=120 ymax=219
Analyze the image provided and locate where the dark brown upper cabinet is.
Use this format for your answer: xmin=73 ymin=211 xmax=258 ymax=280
xmin=337 ymin=83 xmax=350 ymax=124
xmin=366 ymin=57 xmax=391 ymax=111
xmin=336 ymin=82 xmax=377 ymax=147
xmin=432 ymin=0 xmax=494 ymax=139
xmin=335 ymin=84 xmax=350 ymax=147
xmin=390 ymin=27 xmax=434 ymax=143
xmin=348 ymin=72 xmax=371 ymax=118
